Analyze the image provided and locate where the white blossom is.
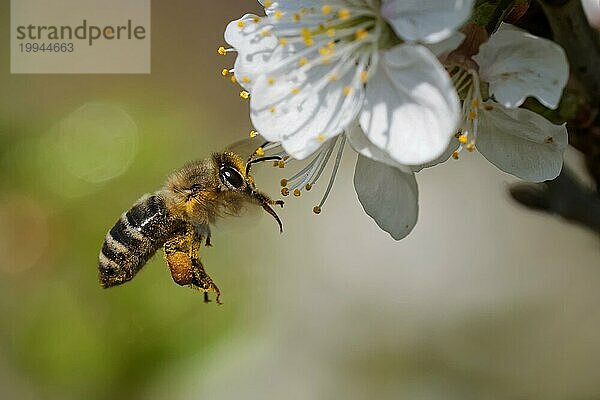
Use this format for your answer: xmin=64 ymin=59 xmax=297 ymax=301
xmin=223 ymin=0 xmax=473 ymax=165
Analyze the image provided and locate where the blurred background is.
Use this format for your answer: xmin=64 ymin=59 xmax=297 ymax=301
xmin=1 ymin=1 xmax=600 ymax=399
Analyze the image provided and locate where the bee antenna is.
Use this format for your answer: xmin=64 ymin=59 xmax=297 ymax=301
xmin=246 ymin=155 xmax=283 ymax=175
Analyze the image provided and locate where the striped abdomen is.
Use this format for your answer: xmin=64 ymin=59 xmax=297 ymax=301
xmin=99 ymin=193 xmax=185 ymax=288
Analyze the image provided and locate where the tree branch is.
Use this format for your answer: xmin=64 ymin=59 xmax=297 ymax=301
xmin=509 ymin=168 xmax=600 ymax=233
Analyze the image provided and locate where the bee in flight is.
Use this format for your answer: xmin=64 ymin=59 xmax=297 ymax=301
xmin=98 ymin=139 xmax=283 ymax=304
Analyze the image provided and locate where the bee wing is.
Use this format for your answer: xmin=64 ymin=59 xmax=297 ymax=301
xmin=224 ymin=136 xmax=268 ymax=162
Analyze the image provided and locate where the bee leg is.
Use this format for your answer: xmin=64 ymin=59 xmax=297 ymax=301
xmin=205 ymin=234 xmax=212 ymax=247
xmin=164 ymin=233 xmax=196 ymax=286
xmin=190 ymin=258 xmax=222 ymax=305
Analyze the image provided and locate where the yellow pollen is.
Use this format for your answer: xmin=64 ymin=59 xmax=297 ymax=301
xmin=279 ymin=38 xmax=288 ymax=45
xmin=221 ymin=68 xmax=229 ymax=76
xmin=280 ymin=179 xmax=288 ymax=187
xmin=252 ymin=16 xmax=261 ymax=23
xmin=293 ymin=13 xmax=301 ymax=22
xmin=249 ymin=130 xmax=258 ymax=138
xmin=239 ymin=90 xmax=250 ymax=99
xmin=355 ymin=28 xmax=368 ymax=40
xmin=452 ymin=151 xmax=460 ymax=160
xmin=281 ymin=187 xmax=290 ymax=196
xmin=342 ymin=86 xmax=352 ymax=96
xmin=322 ymin=5 xmax=332 ymax=15
xmin=299 ymin=57 xmax=308 ymax=66
xmin=305 ymin=183 xmax=312 ymax=191
xmin=255 ymin=147 xmax=265 ymax=157
xmin=317 ymin=134 xmax=326 ymax=142
xmin=242 ymin=76 xmax=251 ymax=83
xmin=468 ymin=110 xmax=477 ymax=121
xmin=319 ymin=46 xmax=332 ymax=56
xmin=291 ymin=86 xmax=300 ymax=95
xmin=230 ymin=75 xmax=237 ymax=83
xmin=458 ymin=134 xmax=468 ymax=144
xmin=338 ymin=8 xmax=351 ymax=20
xmin=237 ymin=20 xmax=245 ymax=28
xmin=329 ymin=73 xmax=338 ymax=81
xmin=471 ymin=98 xmax=480 ymax=108
xmin=304 ymin=37 xmax=315 ymax=46
xmin=466 ymin=142 xmax=475 ymax=152
xmin=217 ymin=46 xmax=227 ymax=55
xmin=260 ymin=29 xmax=271 ymax=37
xmin=267 ymin=77 xmax=275 ymax=85
xmin=293 ymin=189 xmax=301 ymax=197
xmin=278 ymin=160 xmax=285 ymax=168
xmin=263 ymin=0 xmax=272 ymax=7
xmin=327 ymin=28 xmax=336 ymax=38
xmin=269 ymin=106 xmax=276 ymax=113
xmin=313 ymin=205 xmax=322 ymax=214
xmin=274 ymin=10 xmax=283 ymax=20
xmin=360 ymin=70 xmax=369 ymax=83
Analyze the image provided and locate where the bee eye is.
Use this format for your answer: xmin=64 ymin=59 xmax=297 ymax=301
xmin=219 ymin=166 xmax=244 ymax=189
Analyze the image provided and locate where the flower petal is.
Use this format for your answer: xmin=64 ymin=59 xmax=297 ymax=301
xmin=224 ymin=15 xmax=281 ymax=91
xmin=346 ymin=123 xmax=408 ymax=170
xmin=473 ymin=23 xmax=569 ymax=109
xmin=359 ymin=44 xmax=460 ymax=165
xmin=476 ymin=101 xmax=568 ymax=182
xmin=354 ymin=155 xmax=419 ymax=240
xmin=250 ymin=49 xmax=367 ymax=159
xmin=381 ymin=0 xmax=474 ymax=43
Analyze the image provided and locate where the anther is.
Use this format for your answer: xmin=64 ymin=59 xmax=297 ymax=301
xmin=292 ymin=14 xmax=301 ymax=22
xmin=263 ymin=0 xmax=272 ymax=7
xmin=252 ymin=16 xmax=261 ymax=23
xmin=342 ymin=86 xmax=352 ymax=96
xmin=299 ymin=57 xmax=308 ymax=66
xmin=269 ymin=106 xmax=276 ymax=113
xmin=322 ymin=5 xmax=332 ymax=15
xmin=305 ymin=183 xmax=312 ymax=191
xmin=293 ymin=189 xmax=301 ymax=197
xmin=230 ymin=75 xmax=237 ymax=83
xmin=239 ymin=90 xmax=250 ymax=99
xmin=291 ymin=86 xmax=300 ymax=95
xmin=313 ymin=205 xmax=322 ymax=214
xmin=338 ymin=9 xmax=351 ymax=20
xmin=274 ymin=10 xmax=283 ymax=20
xmin=280 ymin=179 xmax=288 ymax=187
xmin=355 ymin=28 xmax=368 ymax=40
xmin=217 ymin=46 xmax=227 ymax=56
xmin=360 ymin=70 xmax=369 ymax=83
xmin=242 ymin=76 xmax=251 ymax=83
xmin=327 ymin=28 xmax=336 ymax=38
xmin=317 ymin=134 xmax=326 ymax=142
xmin=278 ymin=160 xmax=285 ymax=168
xmin=466 ymin=142 xmax=475 ymax=152
xmin=452 ymin=151 xmax=460 ymax=160
xmin=249 ymin=130 xmax=258 ymax=138
xmin=221 ymin=68 xmax=230 ymax=76
xmin=255 ymin=147 xmax=265 ymax=157
xmin=458 ymin=134 xmax=468 ymax=144
xmin=281 ymin=187 xmax=290 ymax=196
xmin=279 ymin=38 xmax=287 ymax=45
xmin=237 ymin=20 xmax=245 ymax=28
xmin=268 ymin=77 xmax=276 ymax=85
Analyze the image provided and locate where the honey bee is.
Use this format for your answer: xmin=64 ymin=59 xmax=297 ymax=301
xmin=98 ymin=140 xmax=283 ymax=304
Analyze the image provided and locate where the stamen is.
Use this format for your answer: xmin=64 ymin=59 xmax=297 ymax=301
xmin=249 ymin=130 xmax=259 ymax=138
xmin=314 ymin=135 xmax=345 ymax=213
xmin=322 ymin=5 xmax=332 ymax=15
xmin=239 ymin=90 xmax=250 ymax=99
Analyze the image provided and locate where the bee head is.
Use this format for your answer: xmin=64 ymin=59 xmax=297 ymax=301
xmin=213 ymin=152 xmax=285 ymax=232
